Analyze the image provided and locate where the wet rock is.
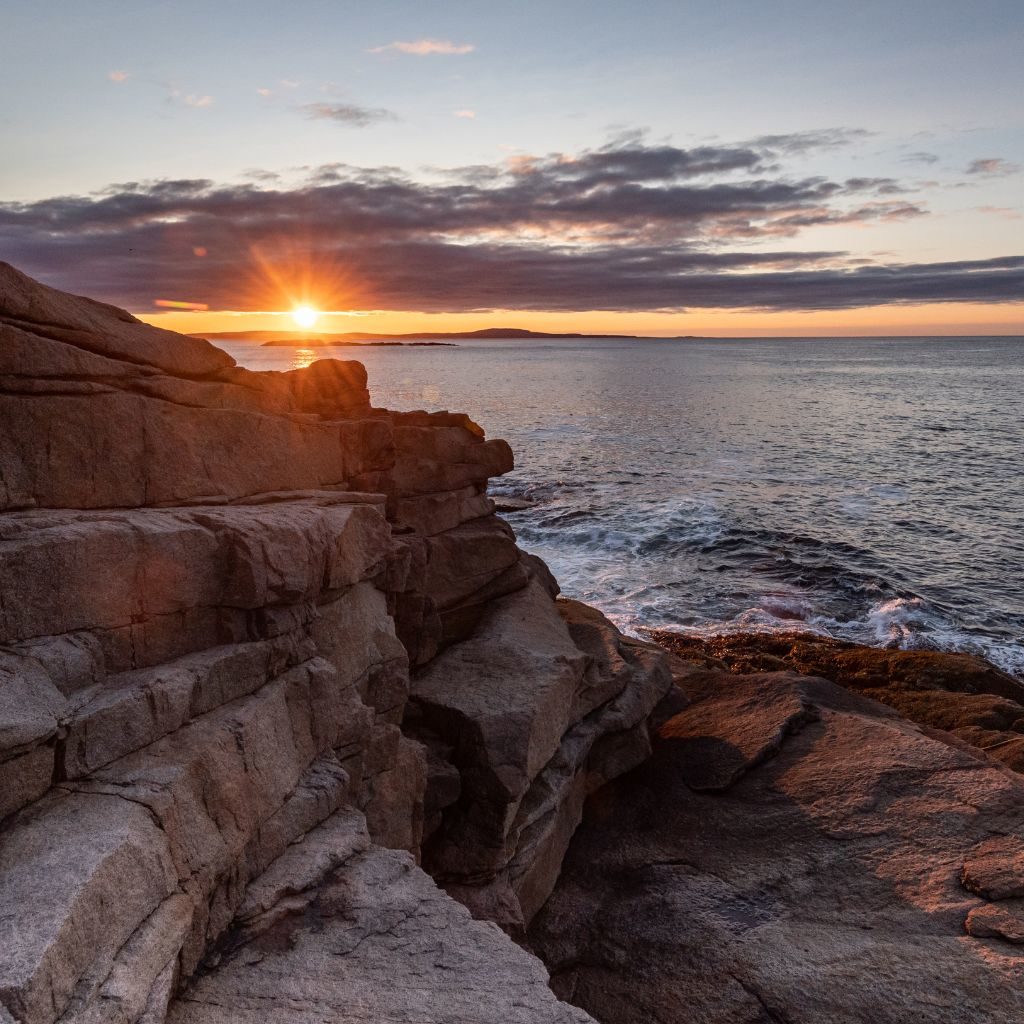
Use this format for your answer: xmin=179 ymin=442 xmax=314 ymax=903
xmin=651 ymin=629 xmax=1024 ymax=701
xmin=493 ymin=496 xmax=537 ymax=514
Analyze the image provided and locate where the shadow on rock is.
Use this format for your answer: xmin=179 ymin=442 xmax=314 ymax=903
xmin=529 ymin=669 xmax=1024 ymax=1024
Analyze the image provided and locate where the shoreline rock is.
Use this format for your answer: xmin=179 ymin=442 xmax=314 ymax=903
xmin=648 ymin=628 xmax=1024 ymax=773
xmin=6 ymin=260 xmax=1024 ymax=1024
xmin=530 ymin=664 xmax=1024 ymax=1023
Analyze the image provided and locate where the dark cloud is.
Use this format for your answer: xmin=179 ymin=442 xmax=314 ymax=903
xmin=301 ymin=102 xmax=397 ymax=127
xmin=966 ymin=157 xmax=1020 ymax=177
xmin=1 ymin=137 xmax=1021 ymax=314
xmin=843 ymin=177 xmax=907 ymax=195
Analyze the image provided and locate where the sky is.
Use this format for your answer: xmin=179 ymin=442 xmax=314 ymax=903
xmin=1 ymin=0 xmax=1022 ymax=336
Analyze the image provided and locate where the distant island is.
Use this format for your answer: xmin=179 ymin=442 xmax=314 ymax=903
xmin=191 ymin=327 xmax=646 ymax=346
xmin=264 ymin=339 xmax=458 ymax=348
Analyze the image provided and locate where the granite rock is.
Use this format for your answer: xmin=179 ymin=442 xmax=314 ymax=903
xmin=531 ymin=670 xmax=1024 ymax=1024
xmin=0 ymin=266 xmax=669 ymax=1024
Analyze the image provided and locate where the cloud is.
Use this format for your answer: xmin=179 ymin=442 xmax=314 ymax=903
xmin=843 ymin=177 xmax=907 ymax=195
xmin=750 ymin=128 xmax=873 ymax=156
xmin=167 ymin=88 xmax=213 ymax=108
xmin=454 ymin=109 xmax=476 ymax=119
xmin=2 ymin=136 xmax=1020 ymax=315
xmin=301 ymin=102 xmax=397 ymax=127
xmin=977 ymin=205 xmax=1023 ymax=220
xmin=256 ymin=87 xmax=272 ymax=97
xmin=966 ymin=157 xmax=1020 ymax=176
xmin=108 ymin=70 xmax=130 ymax=83
xmin=369 ymin=38 xmax=474 ymax=55
xmin=242 ymin=168 xmax=282 ymax=183
xmin=900 ymin=151 xmax=939 ymax=165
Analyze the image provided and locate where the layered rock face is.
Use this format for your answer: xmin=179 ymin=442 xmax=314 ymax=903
xmin=531 ymin=659 xmax=1024 ymax=1024
xmin=0 ymin=263 xmax=671 ymax=1024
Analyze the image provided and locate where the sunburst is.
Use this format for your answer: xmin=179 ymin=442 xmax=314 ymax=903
xmin=291 ymin=305 xmax=319 ymax=329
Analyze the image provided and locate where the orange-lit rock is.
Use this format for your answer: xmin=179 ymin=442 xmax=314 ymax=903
xmin=531 ymin=669 xmax=1024 ymax=1024
xmin=649 ymin=629 xmax=1024 ymax=773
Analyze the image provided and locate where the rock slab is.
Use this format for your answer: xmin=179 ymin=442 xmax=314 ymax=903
xmin=531 ymin=670 xmax=1024 ymax=1024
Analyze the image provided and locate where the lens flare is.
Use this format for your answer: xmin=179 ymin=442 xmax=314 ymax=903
xmin=154 ymin=298 xmax=209 ymax=310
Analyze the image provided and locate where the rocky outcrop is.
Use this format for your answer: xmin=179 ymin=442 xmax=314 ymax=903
xmin=411 ymin=587 xmax=670 ymax=930
xmin=0 ymin=263 xmax=670 ymax=1024
xmin=651 ymin=629 xmax=1024 ymax=773
xmin=17 ymin=260 xmax=1023 ymax=1024
xmin=530 ymin=665 xmax=1024 ymax=1023
xmin=167 ymin=812 xmax=593 ymax=1024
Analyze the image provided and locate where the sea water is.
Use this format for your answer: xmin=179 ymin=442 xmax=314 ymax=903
xmin=223 ymin=335 xmax=1024 ymax=678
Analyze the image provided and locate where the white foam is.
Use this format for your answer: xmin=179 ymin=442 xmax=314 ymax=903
xmin=810 ymin=596 xmax=1024 ymax=679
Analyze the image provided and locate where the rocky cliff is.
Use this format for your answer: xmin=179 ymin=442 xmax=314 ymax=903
xmin=0 ymin=263 xmax=672 ymax=1024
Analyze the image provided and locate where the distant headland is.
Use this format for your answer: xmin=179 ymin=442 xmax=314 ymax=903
xmin=191 ymin=327 xmax=650 ymax=346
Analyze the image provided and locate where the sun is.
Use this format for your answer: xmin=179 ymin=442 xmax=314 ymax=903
xmin=291 ymin=305 xmax=320 ymax=330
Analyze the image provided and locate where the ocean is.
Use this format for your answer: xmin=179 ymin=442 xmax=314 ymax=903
xmin=222 ymin=335 xmax=1024 ymax=678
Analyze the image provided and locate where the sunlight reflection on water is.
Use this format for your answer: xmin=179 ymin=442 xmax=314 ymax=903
xmin=291 ymin=348 xmax=318 ymax=370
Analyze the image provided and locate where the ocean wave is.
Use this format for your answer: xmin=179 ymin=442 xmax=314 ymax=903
xmin=617 ymin=594 xmax=1024 ymax=680
xmin=508 ymin=495 xmax=724 ymax=555
xmin=813 ymin=597 xmax=1024 ymax=679
xmin=501 ymin=486 xmax=1023 ymax=681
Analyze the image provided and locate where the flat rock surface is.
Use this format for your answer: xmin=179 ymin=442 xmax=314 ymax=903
xmin=530 ymin=671 xmax=1024 ymax=1024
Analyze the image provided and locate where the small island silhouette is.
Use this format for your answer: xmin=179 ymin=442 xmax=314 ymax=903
xmin=192 ymin=328 xmax=704 ymax=346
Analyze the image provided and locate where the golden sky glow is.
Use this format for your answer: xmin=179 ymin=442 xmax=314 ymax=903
xmin=140 ymin=301 xmax=1024 ymax=339
xmin=4 ymin=5 xmax=1022 ymax=334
